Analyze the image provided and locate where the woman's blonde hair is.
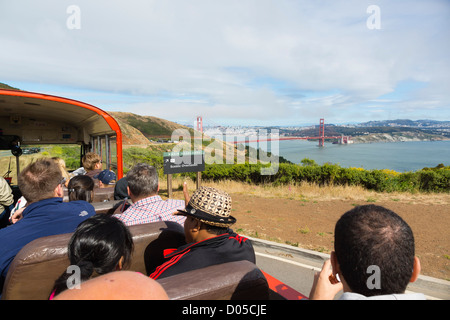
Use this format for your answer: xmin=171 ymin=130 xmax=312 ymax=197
xmin=52 ymin=157 xmax=70 ymax=185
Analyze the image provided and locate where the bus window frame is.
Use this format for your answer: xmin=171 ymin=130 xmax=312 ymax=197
xmin=0 ymin=89 xmax=123 ymax=180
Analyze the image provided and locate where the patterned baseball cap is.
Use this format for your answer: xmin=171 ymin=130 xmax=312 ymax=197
xmin=175 ymin=186 xmax=236 ymax=227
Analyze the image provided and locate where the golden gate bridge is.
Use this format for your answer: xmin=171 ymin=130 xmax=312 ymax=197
xmin=196 ymin=117 xmax=352 ymax=147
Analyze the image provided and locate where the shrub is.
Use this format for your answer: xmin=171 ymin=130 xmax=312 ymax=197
xmin=120 ymin=148 xmax=449 ymax=193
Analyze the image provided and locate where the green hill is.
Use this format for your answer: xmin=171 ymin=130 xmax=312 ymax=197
xmin=0 ymin=82 xmax=20 ymax=90
xmin=109 ymin=111 xmax=194 ymax=145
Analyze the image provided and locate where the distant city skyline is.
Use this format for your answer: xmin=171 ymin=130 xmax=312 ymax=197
xmin=1 ymin=1 xmax=449 ymax=127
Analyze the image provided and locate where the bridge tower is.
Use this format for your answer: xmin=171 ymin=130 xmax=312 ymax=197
xmin=196 ymin=116 xmax=203 ymax=133
xmin=318 ymin=118 xmax=325 ymax=147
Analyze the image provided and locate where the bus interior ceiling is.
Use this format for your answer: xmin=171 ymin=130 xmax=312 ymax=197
xmin=0 ymin=89 xmax=123 ymax=182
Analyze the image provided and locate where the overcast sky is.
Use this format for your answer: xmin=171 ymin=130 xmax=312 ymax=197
xmin=1 ymin=0 xmax=449 ymax=126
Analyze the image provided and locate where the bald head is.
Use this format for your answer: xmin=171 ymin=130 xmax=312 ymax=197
xmin=53 ymin=271 xmax=168 ymax=300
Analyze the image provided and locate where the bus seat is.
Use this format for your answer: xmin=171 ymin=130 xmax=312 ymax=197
xmin=63 ymin=186 xmax=115 ymax=202
xmin=1 ymin=221 xmax=185 ymax=300
xmin=92 ymin=199 xmax=127 ymax=214
xmin=92 ymin=187 xmax=115 ymax=202
xmin=1 ymin=232 xmax=70 ymax=300
xmin=157 ymin=260 xmax=269 ymax=300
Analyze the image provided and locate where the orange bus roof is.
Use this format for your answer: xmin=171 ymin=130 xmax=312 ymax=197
xmin=0 ymin=89 xmax=123 ymax=178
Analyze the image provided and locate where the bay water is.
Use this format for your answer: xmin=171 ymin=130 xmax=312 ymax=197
xmin=263 ymin=140 xmax=450 ymax=173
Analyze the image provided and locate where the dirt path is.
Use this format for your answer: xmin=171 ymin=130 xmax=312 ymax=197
xmin=169 ymin=182 xmax=449 ymax=281
xmin=228 ymin=194 xmax=450 ymax=281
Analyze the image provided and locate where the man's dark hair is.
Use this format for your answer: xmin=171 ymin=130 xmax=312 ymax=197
xmin=201 ymin=223 xmax=229 ymax=236
xmin=334 ymin=204 xmax=415 ymax=296
xmin=51 ymin=214 xmax=134 ymax=297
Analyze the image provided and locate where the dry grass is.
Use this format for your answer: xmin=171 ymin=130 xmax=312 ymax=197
xmin=163 ymin=176 xmax=450 ymax=205
xmin=1 ymin=154 xmax=47 ymax=184
xmin=4 ymin=154 xmax=449 ymax=206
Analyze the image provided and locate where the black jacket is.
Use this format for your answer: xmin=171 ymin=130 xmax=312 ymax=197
xmin=149 ymin=230 xmax=256 ymax=279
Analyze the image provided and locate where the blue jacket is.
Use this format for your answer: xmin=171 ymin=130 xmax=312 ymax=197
xmin=0 ymin=197 xmax=95 ymax=286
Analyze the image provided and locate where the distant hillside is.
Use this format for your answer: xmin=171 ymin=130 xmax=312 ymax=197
xmin=281 ymin=121 xmax=450 ymax=142
xmin=0 ymin=82 xmax=20 ymax=90
xmin=285 ymin=124 xmax=432 ymax=137
xmin=358 ymin=119 xmax=450 ymax=128
xmin=110 ymin=112 xmax=193 ymax=145
xmin=351 ymin=131 xmax=447 ymax=143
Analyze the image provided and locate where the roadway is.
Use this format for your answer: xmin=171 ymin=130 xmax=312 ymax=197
xmin=232 ymin=136 xmax=343 ymax=145
xmin=249 ymin=236 xmax=450 ymax=300
xmin=0 ymin=150 xmax=12 ymax=158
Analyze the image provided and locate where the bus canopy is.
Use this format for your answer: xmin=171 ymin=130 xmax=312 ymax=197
xmin=0 ymin=89 xmax=123 ymax=178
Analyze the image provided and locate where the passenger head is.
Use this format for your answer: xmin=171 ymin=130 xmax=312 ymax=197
xmin=94 ymin=169 xmax=117 ymax=187
xmin=114 ymin=177 xmax=128 ymax=200
xmin=175 ymin=186 xmax=235 ymax=243
xmin=126 ymin=163 xmax=158 ymax=199
xmin=182 ymin=216 xmax=229 ymax=243
xmin=333 ymin=204 xmax=419 ymax=296
xmin=18 ymin=158 xmax=63 ymax=204
xmin=68 ymin=175 xmax=95 ymax=202
xmin=82 ymin=152 xmax=102 ymax=171
xmin=52 ymin=157 xmax=70 ymax=184
xmin=51 ymin=214 xmax=134 ymax=297
xmin=53 ymin=271 xmax=168 ymax=300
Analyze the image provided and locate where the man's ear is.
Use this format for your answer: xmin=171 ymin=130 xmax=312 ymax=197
xmin=330 ymin=251 xmax=340 ymax=276
xmin=192 ymin=219 xmax=202 ymax=232
xmin=54 ymin=183 xmax=64 ymax=197
xmin=410 ymin=256 xmax=421 ymax=283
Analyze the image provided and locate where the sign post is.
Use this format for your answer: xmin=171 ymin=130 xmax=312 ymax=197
xmin=167 ymin=173 xmax=173 ymax=198
xmin=163 ymin=151 xmax=205 ymax=198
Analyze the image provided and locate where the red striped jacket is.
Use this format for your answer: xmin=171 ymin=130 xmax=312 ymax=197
xmin=149 ymin=230 xmax=256 ymax=280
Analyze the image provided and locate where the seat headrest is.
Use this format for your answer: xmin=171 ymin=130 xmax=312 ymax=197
xmin=1 ymin=221 xmax=185 ymax=300
xmin=157 ymin=260 xmax=269 ymax=300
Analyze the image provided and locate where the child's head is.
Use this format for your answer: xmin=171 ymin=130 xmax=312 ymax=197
xmin=68 ymin=175 xmax=94 ymax=202
xmin=52 ymin=215 xmax=134 ymax=297
xmin=82 ymin=152 xmax=102 ymax=171
xmin=69 ymin=214 xmax=134 ymax=272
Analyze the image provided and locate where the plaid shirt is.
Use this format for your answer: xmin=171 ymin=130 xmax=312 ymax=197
xmin=113 ymin=195 xmax=186 ymax=226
